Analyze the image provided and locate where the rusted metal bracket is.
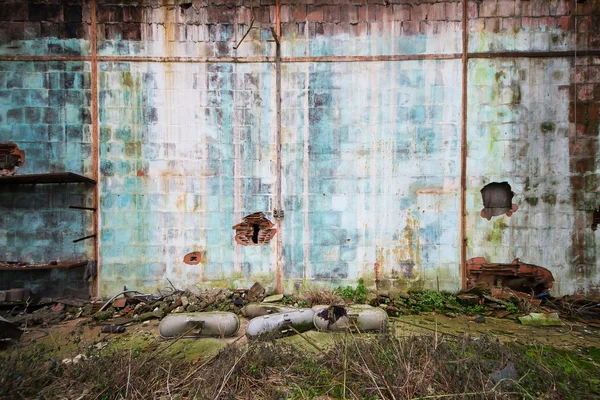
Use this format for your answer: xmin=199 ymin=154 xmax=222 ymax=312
xmin=69 ymin=206 xmax=97 ymax=211
xmin=73 ymin=234 xmax=97 ymax=243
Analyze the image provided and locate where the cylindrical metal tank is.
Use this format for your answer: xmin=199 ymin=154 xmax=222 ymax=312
xmin=313 ymin=305 xmax=388 ymax=332
xmin=241 ymin=303 xmax=295 ymax=319
xmin=245 ymin=309 xmax=315 ymax=339
xmin=159 ymin=312 xmax=240 ymax=339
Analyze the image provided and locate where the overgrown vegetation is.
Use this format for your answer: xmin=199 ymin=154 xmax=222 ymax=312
xmin=1 ymin=332 xmax=598 ymax=399
xmin=336 ymin=278 xmax=369 ymax=304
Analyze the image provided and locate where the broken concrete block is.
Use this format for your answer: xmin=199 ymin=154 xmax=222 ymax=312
xmin=181 ymin=296 xmax=189 ymax=308
xmin=518 ymin=312 xmax=564 ymax=327
xmin=263 ymin=294 xmax=284 ymax=303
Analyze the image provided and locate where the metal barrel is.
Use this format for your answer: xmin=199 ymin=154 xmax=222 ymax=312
xmin=313 ymin=305 xmax=388 ymax=332
xmin=245 ymin=309 xmax=315 ymax=339
xmin=159 ymin=312 xmax=240 ymax=339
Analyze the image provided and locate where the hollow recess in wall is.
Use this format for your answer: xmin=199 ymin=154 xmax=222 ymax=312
xmin=0 ymin=143 xmax=25 ymax=176
xmin=592 ymin=206 xmax=600 ymax=231
xmin=232 ymin=212 xmax=277 ymax=246
xmin=480 ymin=182 xmax=518 ymax=220
xmin=183 ymin=251 xmax=206 ymax=265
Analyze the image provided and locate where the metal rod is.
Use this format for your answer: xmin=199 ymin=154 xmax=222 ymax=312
xmin=460 ymin=0 xmax=469 ymax=290
xmin=69 ymin=206 xmax=97 ymax=211
xmin=73 ymin=234 xmax=97 ymax=243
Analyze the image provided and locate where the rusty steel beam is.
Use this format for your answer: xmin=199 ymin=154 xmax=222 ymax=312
xmin=0 ymin=55 xmax=92 ymax=61
xmin=282 ymin=53 xmax=462 ymax=63
xmin=98 ymin=56 xmax=275 ymax=63
xmin=460 ymin=0 xmax=468 ymax=290
xmin=469 ymin=49 xmax=600 ymax=59
xmin=91 ymin=0 xmax=99 ymax=298
xmin=2 ymin=50 xmax=599 ymax=64
xmin=275 ymin=0 xmax=283 ymax=294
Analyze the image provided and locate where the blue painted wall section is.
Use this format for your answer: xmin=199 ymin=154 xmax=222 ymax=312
xmin=0 ymin=60 xmax=94 ymax=264
xmin=281 ymin=60 xmax=462 ymax=291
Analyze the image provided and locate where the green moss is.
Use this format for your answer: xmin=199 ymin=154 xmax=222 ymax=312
xmin=541 ymin=193 xmax=557 ymax=205
xmin=525 ymin=197 xmax=539 ymax=206
xmin=540 ymin=121 xmax=556 ymax=133
xmin=487 ymin=218 xmax=508 ymax=244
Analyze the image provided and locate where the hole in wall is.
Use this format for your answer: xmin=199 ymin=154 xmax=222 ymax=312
xmin=593 ymin=206 xmax=600 ymax=231
xmin=0 ymin=142 xmax=25 ymax=176
xmin=232 ymin=212 xmax=277 ymax=246
xmin=184 ymin=251 xmax=206 ymax=265
xmin=480 ymin=181 xmax=518 ymax=220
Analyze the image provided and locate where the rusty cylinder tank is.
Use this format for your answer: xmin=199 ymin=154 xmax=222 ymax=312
xmin=245 ymin=309 xmax=315 ymax=339
xmin=158 ymin=312 xmax=240 ymax=339
xmin=313 ymin=305 xmax=388 ymax=332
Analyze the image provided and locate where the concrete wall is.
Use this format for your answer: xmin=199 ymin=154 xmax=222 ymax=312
xmin=0 ymin=0 xmax=598 ymax=297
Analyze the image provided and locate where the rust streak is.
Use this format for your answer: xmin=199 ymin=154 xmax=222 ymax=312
xmin=91 ymin=0 xmax=99 ymax=298
xmin=460 ymin=0 xmax=468 ymax=290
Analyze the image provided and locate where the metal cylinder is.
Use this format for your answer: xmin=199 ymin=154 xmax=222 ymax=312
xmin=313 ymin=305 xmax=388 ymax=332
xmin=159 ymin=312 xmax=240 ymax=339
xmin=245 ymin=309 xmax=315 ymax=339
xmin=241 ymin=303 xmax=295 ymax=319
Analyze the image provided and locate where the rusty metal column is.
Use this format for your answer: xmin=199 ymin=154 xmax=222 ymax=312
xmin=274 ymin=0 xmax=283 ymax=293
xmin=90 ymin=0 xmax=100 ymax=297
xmin=460 ymin=0 xmax=469 ymax=290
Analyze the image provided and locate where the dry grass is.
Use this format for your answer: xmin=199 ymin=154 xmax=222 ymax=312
xmin=299 ymin=287 xmax=344 ymax=307
xmin=1 ymin=331 xmax=598 ymax=399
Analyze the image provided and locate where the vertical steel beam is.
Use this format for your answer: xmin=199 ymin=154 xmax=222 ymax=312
xmin=90 ymin=0 xmax=100 ymax=297
xmin=460 ymin=0 xmax=469 ymax=290
xmin=275 ymin=0 xmax=283 ymax=293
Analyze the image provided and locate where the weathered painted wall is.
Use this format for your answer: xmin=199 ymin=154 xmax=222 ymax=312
xmin=0 ymin=59 xmax=94 ymax=264
xmin=0 ymin=0 xmax=598 ymax=297
xmin=465 ymin=0 xmax=600 ymax=295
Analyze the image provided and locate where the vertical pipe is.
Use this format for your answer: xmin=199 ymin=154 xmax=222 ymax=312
xmin=460 ymin=0 xmax=468 ymax=290
xmin=275 ymin=0 xmax=283 ymax=293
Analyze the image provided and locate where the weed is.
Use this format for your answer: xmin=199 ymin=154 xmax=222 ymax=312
xmin=336 ymin=278 xmax=368 ymax=304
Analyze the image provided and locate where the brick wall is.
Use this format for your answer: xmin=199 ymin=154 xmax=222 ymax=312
xmin=0 ymin=0 xmax=598 ymax=296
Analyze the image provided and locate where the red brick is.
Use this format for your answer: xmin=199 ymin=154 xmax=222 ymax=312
xmin=588 ymin=103 xmax=599 ymax=121
xmin=392 ymin=4 xmax=410 ymax=21
xmin=357 ymin=5 xmax=367 ymax=21
xmin=484 ymin=17 xmax=500 ymax=33
xmin=402 ymin=20 xmax=419 ymax=35
xmin=411 ymin=4 xmax=427 ymax=21
xmin=207 ymin=6 xmax=235 ymax=23
xmin=469 ymin=18 xmax=485 ymax=33
xmin=323 ymin=5 xmax=340 ymax=22
xmin=468 ymin=2 xmax=478 ymax=19
xmin=531 ymin=1 xmax=550 ymax=16
xmin=291 ymin=5 xmax=306 ymax=21
xmin=558 ymin=16 xmax=573 ymax=31
xmin=339 ymin=5 xmax=358 ymax=23
xmin=578 ymin=84 xmax=595 ymax=101
xmin=496 ymin=0 xmax=515 ymax=17
xmin=479 ymin=0 xmax=497 ymax=17
xmin=376 ymin=4 xmax=393 ymax=21
xmin=430 ymin=3 xmax=446 ymax=20
xmin=306 ymin=5 xmax=323 ymax=21
xmin=445 ymin=3 xmax=461 ymax=21
xmin=280 ymin=5 xmax=290 ymax=22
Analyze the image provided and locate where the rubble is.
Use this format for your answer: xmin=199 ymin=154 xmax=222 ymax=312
xmin=466 ymin=257 xmax=554 ymax=295
xmin=518 ymin=312 xmax=564 ymax=327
